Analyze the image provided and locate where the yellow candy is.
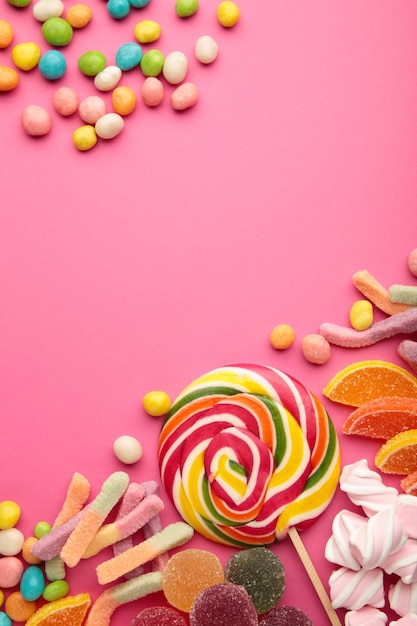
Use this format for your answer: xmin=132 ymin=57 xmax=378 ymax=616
xmin=0 ymin=19 xmax=14 ymax=48
xmin=0 ymin=65 xmax=19 ymax=91
xmin=0 ymin=590 xmax=4 ymax=607
xmin=349 ymin=299 xmax=373 ymax=331
xmin=72 ymin=125 xmax=97 ymax=151
xmin=65 ymin=4 xmax=92 ymax=28
xmin=0 ymin=501 xmax=21 ymax=529
xmin=143 ymin=390 xmax=171 ymax=416
xmin=112 ymin=85 xmax=136 ymax=116
xmin=12 ymin=42 xmax=41 ymax=70
xmin=217 ymin=1 xmax=240 ymax=27
xmin=134 ymin=19 xmax=161 ymax=43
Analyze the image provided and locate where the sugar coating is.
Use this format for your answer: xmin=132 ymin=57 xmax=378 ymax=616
xmin=171 ymin=82 xmax=198 ymax=111
xmin=53 ymin=86 xmax=79 ymax=116
xmin=189 ymin=582 xmax=258 ymax=626
xmin=162 ymin=548 xmax=224 ymax=613
xmin=353 ymin=270 xmax=409 ymax=316
xmin=12 ymin=42 xmax=41 ymax=71
xmin=258 ymin=605 xmax=313 ymax=626
xmin=389 ymin=285 xmax=417 ymax=306
xmin=269 ymin=324 xmax=295 ymax=350
xmin=224 ymin=547 xmax=285 ymax=614
xmin=301 ymin=333 xmax=331 ymax=364
xmin=79 ymin=95 xmax=106 ymax=124
xmin=398 ymin=340 xmax=417 ymax=375
xmin=112 ymin=87 xmax=137 ymax=116
xmin=65 ymin=4 xmax=92 ymax=28
xmin=0 ymin=20 xmax=14 ymax=48
xmin=131 ymin=606 xmax=187 ymax=625
xmin=0 ymin=66 xmax=19 ymax=91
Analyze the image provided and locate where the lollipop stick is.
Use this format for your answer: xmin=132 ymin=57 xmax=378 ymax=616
xmin=288 ymin=527 xmax=342 ymax=626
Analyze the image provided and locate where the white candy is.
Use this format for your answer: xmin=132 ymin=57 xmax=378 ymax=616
xmin=33 ymin=0 xmax=64 ymax=21
xmin=162 ymin=51 xmax=188 ymax=84
xmin=195 ymin=35 xmax=219 ymax=64
xmin=113 ymin=435 xmax=143 ymax=464
xmin=94 ymin=66 xmax=122 ymax=92
xmin=0 ymin=528 xmax=25 ymax=556
xmin=95 ymin=113 xmax=124 ymax=139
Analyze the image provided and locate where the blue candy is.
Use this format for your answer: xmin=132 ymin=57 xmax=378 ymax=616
xmin=38 ymin=50 xmax=67 ymax=80
xmin=20 ymin=565 xmax=45 ymax=601
xmin=115 ymin=42 xmax=143 ymax=70
xmin=129 ymin=0 xmax=150 ymax=6
xmin=0 ymin=613 xmax=11 ymax=626
xmin=107 ymin=0 xmax=130 ymax=19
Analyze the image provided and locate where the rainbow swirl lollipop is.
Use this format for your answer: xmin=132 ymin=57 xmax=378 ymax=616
xmin=158 ymin=364 xmax=341 ymax=547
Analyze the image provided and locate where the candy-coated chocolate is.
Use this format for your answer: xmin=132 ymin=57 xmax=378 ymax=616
xmin=78 ymin=50 xmax=106 ymax=76
xmin=175 ymin=0 xmax=198 ymax=17
xmin=95 ymin=112 xmax=124 ymax=139
xmin=53 ymin=86 xmax=79 ymax=115
xmin=38 ymin=50 xmax=67 ymax=79
xmin=42 ymin=579 xmax=69 ymax=601
xmin=8 ymin=0 xmax=31 ymax=8
xmin=20 ymin=565 xmax=45 ymax=601
xmin=0 ymin=613 xmax=11 ymax=626
xmin=21 ymin=104 xmax=51 ymax=136
xmin=142 ymin=390 xmax=171 ymax=416
xmin=65 ymin=3 xmax=92 ymax=28
xmin=128 ymin=0 xmax=150 ymax=6
xmin=116 ymin=42 xmax=142 ymax=70
xmin=12 ymin=42 xmax=41 ymax=71
xmin=217 ymin=1 xmax=240 ymax=27
xmin=21 ymin=537 xmax=42 ymax=564
xmin=301 ymin=333 xmax=331 ymax=364
xmin=112 ymin=86 xmax=137 ymax=116
xmin=0 ymin=591 xmax=4 ymax=607
xmin=42 ymin=17 xmax=73 ymax=46
xmin=33 ymin=0 xmax=64 ymax=22
xmin=34 ymin=521 xmax=51 ymax=538
xmin=0 ymin=20 xmax=14 ymax=48
xmin=269 ymin=323 xmax=295 ymax=350
xmin=140 ymin=49 xmax=164 ymax=77
xmin=4 ymin=592 xmax=36 ymax=622
xmin=171 ymin=82 xmax=198 ymax=110
xmin=134 ymin=20 xmax=161 ymax=43
xmin=0 ymin=528 xmax=24 ymax=555
xmin=72 ymin=125 xmax=97 ymax=150
xmin=94 ymin=65 xmax=122 ymax=91
xmin=107 ymin=0 xmax=130 ymax=19
xmin=78 ymin=95 xmax=106 ymax=124
xmin=0 ymin=66 xmax=19 ymax=91
xmin=0 ymin=502 xmax=20 ymax=529
xmin=163 ymin=51 xmax=188 ymax=84
xmin=195 ymin=35 xmax=218 ymax=64
xmin=113 ymin=435 xmax=142 ymax=463
xmin=140 ymin=77 xmax=164 ymax=107
xmin=0 ymin=557 xmax=24 ymax=587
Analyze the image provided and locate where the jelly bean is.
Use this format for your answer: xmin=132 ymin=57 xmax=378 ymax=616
xmin=95 ymin=112 xmax=124 ymax=139
xmin=171 ymin=82 xmax=199 ymax=111
xmin=0 ymin=528 xmax=24 ymax=555
xmin=78 ymin=50 xmax=106 ymax=76
xmin=115 ymin=42 xmax=143 ymax=71
xmin=142 ymin=391 xmax=171 ymax=416
xmin=217 ymin=1 xmax=240 ymax=27
xmin=269 ymin=323 xmax=295 ymax=350
xmin=8 ymin=0 xmax=31 ymax=8
xmin=112 ymin=86 xmax=136 ymax=115
xmin=34 ymin=521 xmax=51 ymax=539
xmin=38 ymin=50 xmax=66 ymax=79
xmin=408 ymin=248 xmax=417 ymax=277
xmin=0 ymin=66 xmax=19 ymax=91
xmin=163 ymin=51 xmax=188 ymax=85
xmin=42 ymin=17 xmax=73 ymax=46
xmin=52 ymin=86 xmax=78 ymax=116
xmin=301 ymin=333 xmax=331 ymax=364
xmin=0 ymin=612 xmax=11 ymax=626
xmin=0 ymin=20 xmax=14 ymax=48
xmin=113 ymin=435 xmax=142 ymax=464
xmin=42 ymin=579 xmax=69 ymax=601
xmin=79 ymin=95 xmax=106 ymax=124
xmin=107 ymin=0 xmax=130 ymax=19
xmin=33 ymin=0 xmax=64 ymax=21
xmin=94 ymin=66 xmax=122 ymax=91
xmin=349 ymin=299 xmax=373 ymax=331
xmin=21 ymin=537 xmax=42 ymax=564
xmin=12 ymin=42 xmax=41 ymax=71
xmin=20 ymin=565 xmax=45 ymax=601
xmin=140 ymin=77 xmax=164 ymax=107
xmin=195 ymin=35 xmax=218 ymax=64
xmin=175 ymin=0 xmax=198 ymax=18
xmin=140 ymin=49 xmax=164 ymax=77
xmin=0 ymin=591 xmax=3 ymax=607
xmin=134 ymin=20 xmax=161 ymax=43
xmin=4 ymin=592 xmax=36 ymax=622
xmin=0 ymin=557 xmax=24 ymax=587
xmin=129 ymin=0 xmax=150 ymax=6
xmin=72 ymin=125 xmax=97 ymax=151
xmin=0 ymin=502 xmax=20 ymax=530
xmin=65 ymin=3 xmax=92 ymax=28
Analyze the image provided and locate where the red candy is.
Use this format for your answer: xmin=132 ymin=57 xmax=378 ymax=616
xmin=131 ymin=606 xmax=187 ymax=626
xmin=258 ymin=605 xmax=313 ymax=626
xmin=189 ymin=582 xmax=258 ymax=626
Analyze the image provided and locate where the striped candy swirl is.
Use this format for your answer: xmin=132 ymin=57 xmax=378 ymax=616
xmin=158 ymin=364 xmax=340 ymax=547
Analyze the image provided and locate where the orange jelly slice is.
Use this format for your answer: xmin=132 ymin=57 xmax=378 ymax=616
xmin=375 ymin=429 xmax=417 ymax=475
xmin=323 ymin=360 xmax=417 ymax=407
xmin=401 ymin=469 xmax=417 ymax=495
xmin=25 ymin=593 xmax=91 ymax=626
xmin=342 ymin=396 xmax=417 ymax=439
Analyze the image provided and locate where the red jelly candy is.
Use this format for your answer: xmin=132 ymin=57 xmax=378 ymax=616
xmin=189 ymin=582 xmax=258 ymax=626
xmin=130 ymin=606 xmax=187 ymax=626
xmin=258 ymin=605 xmax=313 ymax=626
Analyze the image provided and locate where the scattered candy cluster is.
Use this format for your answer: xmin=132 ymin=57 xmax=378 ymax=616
xmin=325 ymin=459 xmax=417 ymax=624
xmin=0 ymin=0 xmax=240 ymax=149
xmin=270 ymin=247 xmax=417 ymax=366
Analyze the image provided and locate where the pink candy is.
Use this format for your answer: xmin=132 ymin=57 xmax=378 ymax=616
xmin=21 ymin=105 xmax=52 ymax=136
xmin=0 ymin=556 xmax=24 ymax=587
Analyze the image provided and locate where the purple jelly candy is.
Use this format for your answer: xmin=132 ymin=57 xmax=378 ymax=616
xmin=258 ymin=605 xmax=314 ymax=626
xmin=189 ymin=582 xmax=258 ymax=626
xmin=130 ymin=606 xmax=187 ymax=626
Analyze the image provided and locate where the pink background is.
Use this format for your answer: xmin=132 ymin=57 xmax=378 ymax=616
xmin=1 ymin=0 xmax=417 ymax=623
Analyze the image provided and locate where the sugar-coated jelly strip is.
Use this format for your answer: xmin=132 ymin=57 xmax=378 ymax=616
xmin=389 ymin=284 xmax=417 ymax=306
xmin=141 ymin=480 xmax=169 ymax=572
xmin=353 ymin=270 xmax=409 ymax=315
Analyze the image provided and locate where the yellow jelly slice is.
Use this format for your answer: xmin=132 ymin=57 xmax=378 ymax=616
xmin=323 ymin=360 xmax=417 ymax=407
xmin=375 ymin=429 xmax=417 ymax=475
xmin=25 ymin=593 xmax=91 ymax=626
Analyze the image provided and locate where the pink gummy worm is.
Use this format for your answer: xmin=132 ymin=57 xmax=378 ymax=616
xmin=31 ymin=510 xmax=85 ymax=561
xmin=320 ymin=308 xmax=417 ymax=348
xmin=398 ymin=340 xmax=417 ymax=375
xmin=113 ymin=483 xmax=145 ymax=578
xmin=141 ymin=481 xmax=168 ymax=572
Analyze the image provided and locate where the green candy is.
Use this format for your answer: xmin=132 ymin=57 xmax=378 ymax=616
xmin=140 ymin=49 xmax=164 ymax=77
xmin=34 ymin=521 xmax=51 ymax=539
xmin=42 ymin=17 xmax=73 ymax=46
xmin=42 ymin=580 xmax=69 ymax=602
xmin=78 ymin=50 xmax=106 ymax=76
xmin=175 ymin=0 xmax=198 ymax=17
xmin=8 ymin=0 xmax=32 ymax=7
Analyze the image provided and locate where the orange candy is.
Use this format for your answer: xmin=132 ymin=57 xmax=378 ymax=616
xmin=22 ymin=536 xmax=42 ymax=564
xmin=112 ymin=86 xmax=136 ymax=116
xmin=5 ymin=591 xmax=36 ymax=622
xmin=375 ymin=429 xmax=417 ymax=475
xmin=323 ymin=360 xmax=417 ymax=407
xmin=401 ymin=469 xmax=417 ymax=495
xmin=342 ymin=396 xmax=417 ymax=439
xmin=25 ymin=593 xmax=91 ymax=626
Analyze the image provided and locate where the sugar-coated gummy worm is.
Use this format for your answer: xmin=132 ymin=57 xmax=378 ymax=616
xmin=141 ymin=480 xmax=169 ymax=572
xmin=389 ymin=285 xmax=417 ymax=306
xmin=96 ymin=521 xmax=194 ymax=585
xmin=84 ymin=572 xmax=163 ymax=626
xmin=112 ymin=483 xmax=145 ymax=578
xmin=82 ymin=493 xmax=164 ymax=558
xmin=397 ymin=340 xmax=417 ymax=375
xmin=353 ymin=270 xmax=410 ymax=315
xmin=60 ymin=471 xmax=129 ymax=568
xmin=31 ymin=510 xmax=85 ymax=561
xmin=320 ymin=308 xmax=417 ymax=348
